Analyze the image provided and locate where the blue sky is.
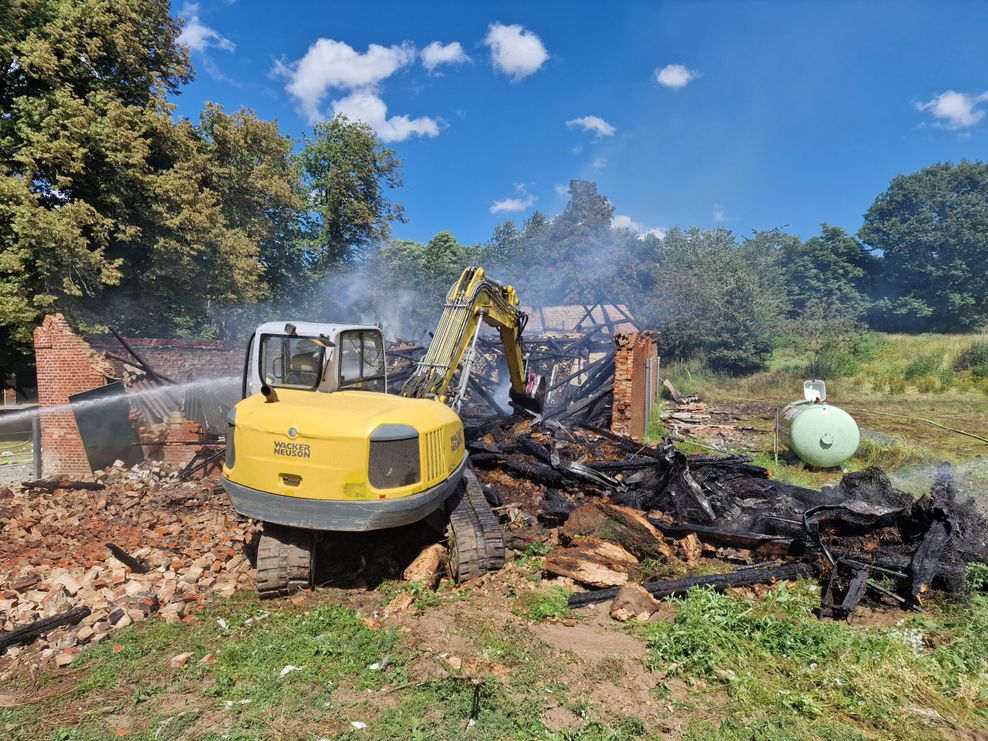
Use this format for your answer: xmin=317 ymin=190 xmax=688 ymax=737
xmin=171 ymin=1 xmax=988 ymax=245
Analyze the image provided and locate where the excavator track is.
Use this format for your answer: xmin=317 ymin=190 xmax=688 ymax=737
xmin=446 ymin=466 xmax=505 ymax=581
xmin=256 ymin=524 xmax=315 ymax=599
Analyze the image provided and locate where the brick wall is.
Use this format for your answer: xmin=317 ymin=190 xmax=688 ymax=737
xmin=34 ymin=316 xmax=246 ymax=474
xmin=33 ymin=314 xmax=116 ymax=474
xmin=611 ymin=331 xmax=659 ymax=441
xmin=86 ymin=337 xmax=244 ymax=382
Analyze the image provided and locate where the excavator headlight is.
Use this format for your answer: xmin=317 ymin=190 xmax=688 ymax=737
xmin=369 ymin=424 xmax=420 ymax=489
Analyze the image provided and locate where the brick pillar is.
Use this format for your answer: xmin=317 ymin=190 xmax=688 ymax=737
xmin=33 ymin=314 xmax=114 ymax=474
xmin=610 ymin=331 xmax=658 ymax=441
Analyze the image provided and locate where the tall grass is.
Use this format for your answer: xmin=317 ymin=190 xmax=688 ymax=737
xmin=676 ymin=332 xmax=988 ymax=400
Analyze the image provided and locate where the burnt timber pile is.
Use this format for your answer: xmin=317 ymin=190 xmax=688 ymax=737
xmin=467 ymin=414 xmax=988 ymax=618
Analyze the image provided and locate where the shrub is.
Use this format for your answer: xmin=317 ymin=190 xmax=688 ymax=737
xmin=805 ymin=349 xmax=859 ymax=379
xmin=954 ymin=339 xmax=988 ymax=378
xmin=904 ymin=351 xmax=943 ymax=379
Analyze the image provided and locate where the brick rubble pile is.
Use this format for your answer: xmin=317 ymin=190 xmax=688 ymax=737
xmin=0 ymin=461 xmax=255 ymax=666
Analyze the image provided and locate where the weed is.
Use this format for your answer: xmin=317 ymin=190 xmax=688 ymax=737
xmin=516 ymin=541 xmax=554 ymax=570
xmin=515 ymin=585 xmax=572 ymax=621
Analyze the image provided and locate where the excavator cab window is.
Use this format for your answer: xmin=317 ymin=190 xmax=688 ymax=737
xmin=259 ymin=335 xmax=324 ymax=390
xmin=338 ymin=330 xmax=386 ymax=392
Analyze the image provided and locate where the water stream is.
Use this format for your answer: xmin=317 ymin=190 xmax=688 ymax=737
xmin=0 ymin=375 xmax=240 ymax=430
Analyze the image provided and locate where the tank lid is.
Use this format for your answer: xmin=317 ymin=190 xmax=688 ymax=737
xmin=804 ymin=379 xmax=826 ymax=403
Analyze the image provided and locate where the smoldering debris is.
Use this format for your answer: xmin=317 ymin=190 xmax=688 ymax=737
xmin=467 ymin=415 xmax=988 ymax=619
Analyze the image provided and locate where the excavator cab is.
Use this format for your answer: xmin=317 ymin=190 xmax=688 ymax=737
xmin=245 ymin=322 xmax=386 ymax=397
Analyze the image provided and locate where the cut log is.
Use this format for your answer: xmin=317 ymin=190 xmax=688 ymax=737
xmin=568 ymin=561 xmax=819 ymax=606
xmin=675 ymin=533 xmax=703 ymax=564
xmin=0 ymin=606 xmax=92 ymax=652
xmin=544 ymin=537 xmax=638 ymax=588
xmin=610 ymin=582 xmax=660 ymax=621
xmin=562 ymin=501 xmax=674 ymax=561
xmin=403 ymin=543 xmax=447 ymax=587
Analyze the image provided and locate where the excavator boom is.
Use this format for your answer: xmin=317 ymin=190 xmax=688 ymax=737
xmin=399 ymin=267 xmax=545 ymax=413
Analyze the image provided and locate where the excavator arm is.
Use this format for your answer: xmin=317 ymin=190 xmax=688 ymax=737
xmin=400 ymin=266 xmax=545 ymax=413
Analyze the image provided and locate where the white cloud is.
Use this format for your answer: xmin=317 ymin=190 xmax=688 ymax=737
xmin=712 ymin=204 xmax=726 ymax=222
xmin=611 ymin=214 xmax=641 ymax=231
xmin=566 ymin=115 xmax=616 ymax=138
xmin=612 ymin=214 xmax=666 ymax=239
xmin=332 ymin=90 xmax=439 ymax=142
xmin=916 ymin=90 xmax=988 ymax=129
xmin=655 ymin=63 xmax=698 ymax=89
xmin=591 ymin=155 xmax=607 ymax=170
xmin=554 ymin=183 xmax=569 ymax=197
xmin=490 ymin=183 xmax=536 ymax=214
xmin=421 ymin=41 xmax=469 ymax=72
xmin=177 ymin=3 xmax=235 ymax=53
xmin=273 ymin=38 xmax=416 ymax=122
xmin=484 ymin=23 xmax=548 ymax=81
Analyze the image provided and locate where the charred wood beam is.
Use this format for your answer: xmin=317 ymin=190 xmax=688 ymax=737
xmin=21 ymin=478 xmax=105 ymax=491
xmin=470 ymin=455 xmax=568 ymax=488
xmin=548 ymin=382 xmax=614 ymax=424
xmin=909 ymin=519 xmax=951 ymax=604
xmin=648 ymin=520 xmax=808 ymax=557
xmin=107 ymin=543 xmax=150 ymax=574
xmin=109 ymin=327 xmax=177 ymax=385
xmin=577 ymin=424 xmax=659 ymax=456
xmin=0 ymin=606 xmax=92 ymax=652
xmin=546 ymin=353 xmax=613 ymax=394
xmin=568 ymin=561 xmax=819 ymax=607
xmin=178 ymin=448 xmax=225 ymax=481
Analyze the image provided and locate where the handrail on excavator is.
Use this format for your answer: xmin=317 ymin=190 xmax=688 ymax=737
xmin=399 ymin=266 xmax=545 ymax=413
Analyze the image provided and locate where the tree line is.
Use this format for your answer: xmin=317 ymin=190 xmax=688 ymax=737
xmin=2 ymin=1 xmax=987 ymax=378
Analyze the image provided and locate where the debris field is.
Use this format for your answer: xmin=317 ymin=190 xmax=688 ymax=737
xmin=2 ymin=322 xmax=987 ymax=669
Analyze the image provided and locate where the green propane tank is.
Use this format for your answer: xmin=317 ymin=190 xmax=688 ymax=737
xmin=778 ymin=380 xmax=860 ymax=468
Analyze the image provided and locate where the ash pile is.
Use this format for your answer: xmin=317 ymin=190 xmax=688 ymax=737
xmin=0 ymin=460 xmax=257 ymax=667
xmin=468 ymin=416 xmax=988 ymax=620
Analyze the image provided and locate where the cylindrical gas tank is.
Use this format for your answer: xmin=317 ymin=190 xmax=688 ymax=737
xmin=779 ymin=401 xmax=860 ymax=468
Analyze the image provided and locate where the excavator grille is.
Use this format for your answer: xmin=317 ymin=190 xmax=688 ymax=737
xmin=424 ymin=429 xmax=442 ymax=483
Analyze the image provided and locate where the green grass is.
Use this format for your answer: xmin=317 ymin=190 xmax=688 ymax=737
xmin=641 ymin=583 xmax=988 ymax=740
xmin=0 ymin=591 xmax=657 ymax=740
xmin=515 ymin=585 xmax=573 ymax=621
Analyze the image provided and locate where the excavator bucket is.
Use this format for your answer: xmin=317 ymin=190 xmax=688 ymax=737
xmin=509 ymin=371 xmax=546 ymax=415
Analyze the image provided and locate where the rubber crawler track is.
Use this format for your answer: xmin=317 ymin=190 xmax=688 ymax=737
xmin=447 ymin=466 xmax=505 ymax=581
xmin=256 ymin=524 xmax=315 ymax=599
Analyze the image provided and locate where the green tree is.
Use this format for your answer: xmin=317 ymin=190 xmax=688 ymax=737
xmin=860 ymin=161 xmax=988 ymax=332
xmin=194 ymin=104 xmax=306 ymax=332
xmin=778 ymin=225 xmax=874 ymax=320
xmin=0 ymin=0 xmax=299 ymax=357
xmin=645 ymin=228 xmax=786 ymax=375
xmin=299 ymin=116 xmax=406 ymax=269
xmin=0 ymin=0 xmax=192 ymax=356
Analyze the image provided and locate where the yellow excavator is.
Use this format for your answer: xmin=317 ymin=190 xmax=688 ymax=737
xmin=222 ymin=267 xmax=545 ymax=597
